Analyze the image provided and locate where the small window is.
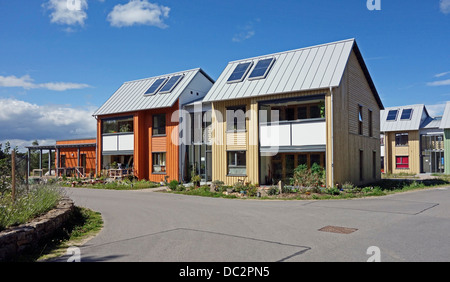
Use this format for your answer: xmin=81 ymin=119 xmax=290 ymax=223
xmin=145 ymin=78 xmax=167 ymax=95
xmin=400 ymin=109 xmax=413 ymax=120
xmin=159 ymin=75 xmax=184 ymax=94
xmin=310 ymin=105 xmax=321 ymax=119
xmin=227 ymin=151 xmax=246 ymax=175
xmin=227 ymin=62 xmax=253 ymax=83
xmin=297 ymin=106 xmax=307 ymax=120
xmin=368 ymin=110 xmax=373 ymax=137
xmin=360 ymin=150 xmax=364 ymax=181
xmin=396 ymin=156 xmax=409 ymax=169
xmin=386 ymin=110 xmax=399 ymax=121
xmin=285 ymin=108 xmax=295 ymax=121
xmin=152 ymin=152 xmax=166 ymax=173
xmin=358 ymin=105 xmax=363 ymax=135
xmin=153 ymin=114 xmax=166 ymax=136
xmin=248 ymin=58 xmax=275 ymax=80
xmin=226 ymin=106 xmax=246 ymax=131
xmin=395 ymin=133 xmax=408 ymax=146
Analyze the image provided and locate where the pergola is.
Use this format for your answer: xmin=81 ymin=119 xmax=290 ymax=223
xmin=25 ymin=142 xmax=96 ymax=177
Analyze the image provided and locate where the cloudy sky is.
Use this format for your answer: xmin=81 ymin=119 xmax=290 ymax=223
xmin=0 ymin=0 xmax=449 ymax=151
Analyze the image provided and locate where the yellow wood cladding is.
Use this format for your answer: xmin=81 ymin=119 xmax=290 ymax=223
xmin=211 ymin=50 xmax=381 ymax=187
xmin=226 ymin=131 xmax=246 ymax=150
xmin=384 ymin=131 xmax=420 ymax=174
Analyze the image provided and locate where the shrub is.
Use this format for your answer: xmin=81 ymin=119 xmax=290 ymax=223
xmin=291 ymin=164 xmax=325 ymax=189
xmin=0 ymin=185 xmax=63 ymax=231
xmin=267 ymin=186 xmax=279 ymax=196
xmin=247 ymin=185 xmax=258 ymax=197
xmin=168 ymin=180 xmax=179 ymax=191
xmin=325 ymin=187 xmax=340 ymax=195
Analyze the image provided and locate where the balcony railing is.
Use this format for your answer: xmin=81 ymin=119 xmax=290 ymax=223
xmin=102 ymin=133 xmax=134 ymax=153
xmin=259 ymin=118 xmax=326 ymax=149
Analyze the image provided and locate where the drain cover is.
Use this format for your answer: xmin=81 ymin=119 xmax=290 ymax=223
xmin=318 ymin=225 xmax=358 ymax=234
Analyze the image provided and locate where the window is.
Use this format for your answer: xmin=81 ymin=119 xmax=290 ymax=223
xmin=372 ymin=151 xmax=377 ymax=179
xmin=368 ymin=110 xmax=373 ymax=137
xmin=227 ymin=151 xmax=246 ymax=175
xmin=145 ymin=78 xmax=167 ymax=95
xmin=285 ymin=108 xmax=295 ymax=121
xmin=396 ymin=156 xmax=409 ymax=169
xmin=227 ymin=62 xmax=253 ymax=83
xmin=152 ymin=152 xmax=166 ymax=173
xmin=310 ymin=105 xmax=321 ymax=119
xmin=153 ymin=114 xmax=166 ymax=136
xmin=310 ymin=154 xmax=321 ymax=166
xmin=358 ymin=105 xmax=363 ymax=135
xmin=159 ymin=75 xmax=184 ymax=94
xmin=226 ymin=106 xmax=246 ymax=131
xmin=386 ymin=110 xmax=399 ymax=121
xmin=248 ymin=58 xmax=275 ymax=80
xmin=102 ymin=116 xmax=134 ymax=134
xmin=297 ymin=106 xmax=307 ymax=119
xmin=359 ymin=150 xmax=364 ymax=181
xmin=395 ymin=133 xmax=408 ymax=146
xmin=400 ymin=109 xmax=413 ymax=120
xmin=60 ymin=155 xmax=66 ymax=168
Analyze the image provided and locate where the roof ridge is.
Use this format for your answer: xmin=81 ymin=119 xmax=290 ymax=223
xmin=123 ymin=68 xmax=201 ymax=84
xmin=228 ymin=38 xmax=355 ymax=63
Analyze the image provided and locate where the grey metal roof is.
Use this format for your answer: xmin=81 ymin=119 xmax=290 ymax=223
xmin=422 ymin=116 xmax=442 ymax=129
xmin=440 ymin=101 xmax=450 ymax=129
xmin=380 ymin=104 xmax=429 ymax=132
xmin=202 ymin=39 xmax=382 ymax=108
xmin=93 ymin=68 xmax=214 ymax=116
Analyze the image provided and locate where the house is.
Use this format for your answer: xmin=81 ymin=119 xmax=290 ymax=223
xmin=25 ymin=137 xmax=96 ymax=178
xmin=439 ymin=101 xmax=450 ymax=174
xmin=380 ymin=104 xmax=444 ymax=175
xmin=92 ymin=68 xmax=214 ymax=182
xmin=202 ymin=38 xmax=384 ymax=187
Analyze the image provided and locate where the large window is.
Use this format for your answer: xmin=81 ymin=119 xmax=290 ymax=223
xmin=153 ymin=114 xmax=166 ymax=136
xmin=396 ymin=156 xmax=409 ymax=169
xmin=395 ymin=133 xmax=408 ymax=146
xmin=102 ymin=116 xmax=134 ymax=134
xmin=227 ymin=151 xmax=246 ymax=175
xmin=152 ymin=152 xmax=166 ymax=173
xmin=226 ymin=106 xmax=246 ymax=131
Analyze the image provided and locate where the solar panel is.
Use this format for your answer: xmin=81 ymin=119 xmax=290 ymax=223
xmin=144 ymin=78 xmax=168 ymax=95
xmin=386 ymin=110 xmax=399 ymax=121
xmin=248 ymin=58 xmax=275 ymax=80
xmin=159 ymin=75 xmax=184 ymax=94
xmin=400 ymin=109 xmax=413 ymax=120
xmin=227 ymin=62 xmax=253 ymax=83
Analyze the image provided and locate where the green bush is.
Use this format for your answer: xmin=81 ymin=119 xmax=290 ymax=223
xmin=267 ymin=186 xmax=279 ymax=196
xmin=247 ymin=185 xmax=258 ymax=197
xmin=291 ymin=163 xmax=325 ymax=188
xmin=168 ymin=180 xmax=179 ymax=191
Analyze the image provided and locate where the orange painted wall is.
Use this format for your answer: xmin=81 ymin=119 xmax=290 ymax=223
xmin=96 ymin=100 xmax=180 ymax=182
xmin=56 ymin=138 xmax=96 ymax=176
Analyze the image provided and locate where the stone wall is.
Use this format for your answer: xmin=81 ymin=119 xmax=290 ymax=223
xmin=0 ymin=198 xmax=74 ymax=261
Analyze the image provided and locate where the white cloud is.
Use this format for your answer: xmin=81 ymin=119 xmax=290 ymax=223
xmin=0 ymin=75 xmax=90 ymax=91
xmin=435 ymin=71 xmax=450 ymax=78
xmin=0 ymin=99 xmax=97 ymax=151
xmin=43 ymin=0 xmax=88 ymax=26
xmin=427 ymin=79 xmax=450 ymax=86
xmin=107 ymin=0 xmax=170 ymax=28
xmin=440 ymin=0 xmax=450 ymax=14
xmin=232 ymin=20 xmax=259 ymax=42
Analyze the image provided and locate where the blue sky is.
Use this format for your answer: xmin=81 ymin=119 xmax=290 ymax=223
xmin=0 ymin=0 xmax=449 ymax=151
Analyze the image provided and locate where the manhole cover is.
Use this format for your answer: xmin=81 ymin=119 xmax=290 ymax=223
xmin=318 ymin=225 xmax=358 ymax=234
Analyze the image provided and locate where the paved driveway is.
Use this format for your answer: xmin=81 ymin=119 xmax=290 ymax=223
xmin=57 ymin=186 xmax=450 ymax=262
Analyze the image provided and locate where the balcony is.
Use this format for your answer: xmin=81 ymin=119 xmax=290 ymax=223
xmin=102 ymin=133 xmax=134 ymax=155
xmin=259 ymin=118 xmax=326 ymax=152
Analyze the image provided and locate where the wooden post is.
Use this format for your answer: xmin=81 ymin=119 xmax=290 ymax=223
xmin=11 ymin=151 xmax=16 ymax=202
xmin=25 ymin=154 xmax=29 ymax=193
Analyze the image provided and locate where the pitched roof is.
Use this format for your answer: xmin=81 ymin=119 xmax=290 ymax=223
xmin=202 ymin=38 xmax=383 ymax=109
xmin=93 ymin=68 xmax=214 ymax=116
xmin=440 ymin=101 xmax=450 ymax=129
xmin=380 ymin=104 xmax=430 ymax=132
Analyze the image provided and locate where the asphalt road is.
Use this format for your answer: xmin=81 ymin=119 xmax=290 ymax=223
xmin=55 ymin=186 xmax=450 ymax=262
